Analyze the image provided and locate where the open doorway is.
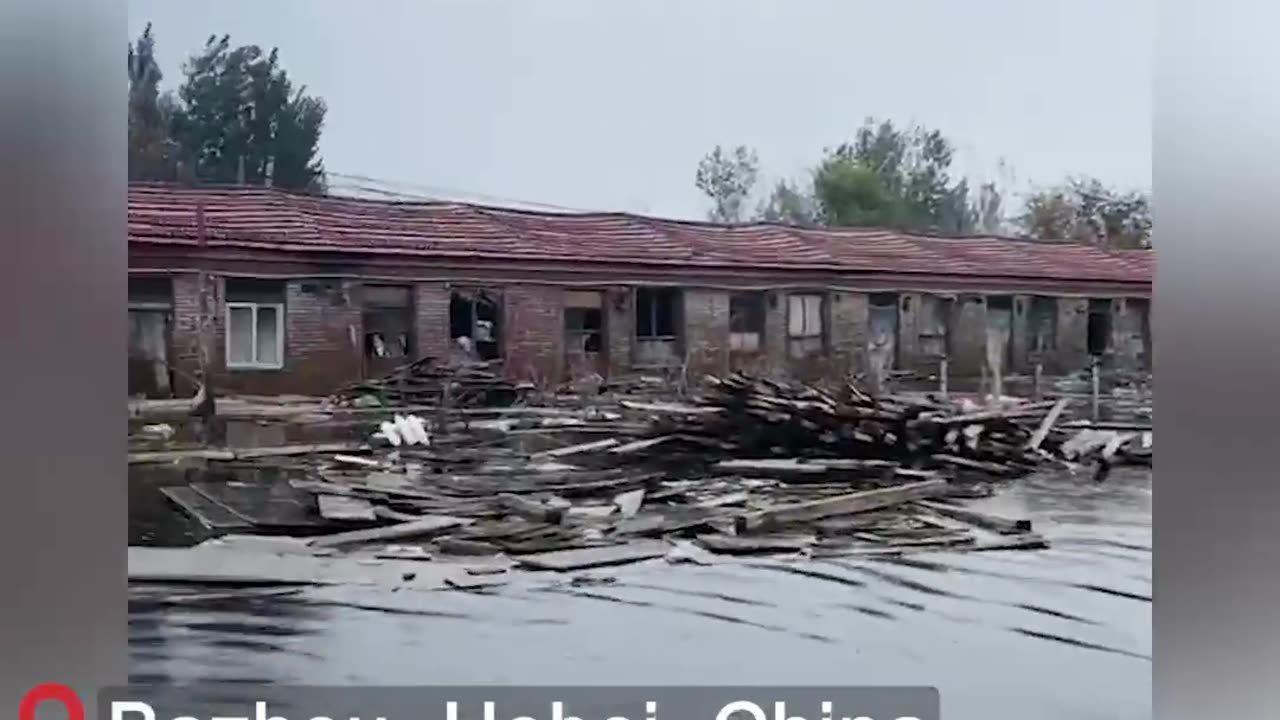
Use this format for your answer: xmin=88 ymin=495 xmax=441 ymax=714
xmin=564 ymin=290 xmax=607 ymax=380
xmin=1087 ymin=299 xmax=1112 ymax=357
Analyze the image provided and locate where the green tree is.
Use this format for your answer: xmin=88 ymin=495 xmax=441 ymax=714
xmin=694 ymin=144 xmax=759 ymax=223
xmin=1020 ymin=178 xmax=1151 ymax=249
xmin=170 ymin=34 xmax=327 ymax=191
xmin=756 ymin=178 xmax=818 ymax=226
xmin=128 ymin=23 xmax=184 ymax=181
xmin=807 ymin=118 xmax=980 ymax=232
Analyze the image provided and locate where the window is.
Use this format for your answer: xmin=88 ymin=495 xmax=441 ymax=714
xmin=565 ymin=299 xmax=604 ymax=354
xmin=225 ymin=279 xmax=285 ymax=370
xmin=787 ymin=293 xmax=825 ymax=358
xmin=449 ymin=289 xmax=501 ymax=361
xmin=635 ymin=287 xmax=680 ymax=339
xmin=1028 ymin=296 xmax=1057 ymax=353
xmin=362 ymin=284 xmax=413 ymax=361
xmin=787 ymin=294 xmax=824 ymax=338
xmin=634 ymin=288 xmax=682 ymax=368
xmin=226 ymin=302 xmax=283 ymax=369
xmin=729 ymin=292 xmax=765 ymax=353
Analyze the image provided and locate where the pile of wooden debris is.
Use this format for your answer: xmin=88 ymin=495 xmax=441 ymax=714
xmin=144 ymin=373 xmax=1152 ymax=574
xmin=329 ymin=356 xmax=524 ymax=408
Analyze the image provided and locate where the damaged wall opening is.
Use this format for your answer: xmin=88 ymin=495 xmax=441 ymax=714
xmin=1028 ymin=296 xmax=1057 ymax=360
xmin=564 ymin=290 xmax=607 ymax=379
xmin=1087 ymin=298 xmax=1112 ymax=357
xmin=918 ymin=295 xmax=954 ymax=361
xmin=129 ymin=275 xmax=174 ymax=398
xmin=362 ymin=284 xmax=414 ymax=377
xmin=787 ymin=293 xmax=826 ymax=359
xmin=225 ymin=278 xmax=286 ymax=370
xmin=634 ymin=287 xmax=683 ymax=368
xmin=729 ymin=292 xmax=766 ymax=353
xmin=986 ymin=295 xmax=1015 ymax=369
xmin=867 ymin=292 xmax=898 ymax=367
xmin=450 ymin=289 xmax=501 ymax=361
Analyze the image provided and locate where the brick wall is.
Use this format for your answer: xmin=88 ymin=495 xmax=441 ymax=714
xmin=170 ymin=272 xmax=216 ymax=397
xmin=276 ymin=279 xmax=362 ymax=393
xmin=1054 ymin=297 xmax=1090 ymax=373
xmin=897 ymin=293 xmax=922 ymax=371
xmin=1009 ymin=295 xmax=1030 ymax=373
xmin=761 ymin=290 xmax=788 ymax=377
xmin=161 ymin=273 xmax=1146 ymax=396
xmin=829 ymin=291 xmax=869 ymax=379
xmin=684 ymin=289 xmax=730 ymax=380
xmin=951 ymin=296 xmax=988 ymax=376
xmin=502 ymin=284 xmax=563 ymax=387
xmin=414 ymin=282 xmax=451 ymax=360
xmin=605 ymin=286 xmax=633 ymax=376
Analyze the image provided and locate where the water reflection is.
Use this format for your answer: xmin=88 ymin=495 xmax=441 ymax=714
xmin=129 ymin=469 xmax=1151 ymax=718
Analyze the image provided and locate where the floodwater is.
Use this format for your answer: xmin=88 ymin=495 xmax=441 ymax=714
xmin=129 ymin=465 xmax=1151 ymax=719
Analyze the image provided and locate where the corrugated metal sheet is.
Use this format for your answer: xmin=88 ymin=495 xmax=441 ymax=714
xmin=128 ymin=184 xmax=1154 ymax=284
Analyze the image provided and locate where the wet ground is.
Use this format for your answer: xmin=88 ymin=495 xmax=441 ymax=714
xmin=129 ymin=464 xmax=1151 ymax=719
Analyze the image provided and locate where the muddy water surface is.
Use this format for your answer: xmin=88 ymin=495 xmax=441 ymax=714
xmin=129 ymin=466 xmax=1150 ymax=719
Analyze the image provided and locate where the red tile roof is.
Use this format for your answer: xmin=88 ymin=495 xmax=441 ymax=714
xmin=128 ymin=183 xmax=1153 ymax=285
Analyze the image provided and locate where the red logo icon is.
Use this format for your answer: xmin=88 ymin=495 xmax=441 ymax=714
xmin=20 ymin=683 xmax=85 ymax=720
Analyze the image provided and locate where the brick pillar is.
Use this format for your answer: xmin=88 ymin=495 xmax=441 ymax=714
xmin=762 ymin=290 xmax=788 ymax=378
xmin=951 ymin=296 xmax=988 ymax=377
xmin=683 ymin=289 xmax=730 ymax=381
xmin=1054 ymin=297 xmax=1090 ymax=373
xmin=897 ymin=293 xmax=922 ymax=372
xmin=830 ymin=291 xmax=869 ymax=379
xmin=414 ymin=282 xmax=450 ymax=361
xmin=170 ymin=272 xmax=219 ymax=398
xmin=606 ymin=286 xmax=633 ymax=376
xmin=502 ymin=284 xmax=563 ymax=387
xmin=1010 ymin=295 xmax=1030 ymax=373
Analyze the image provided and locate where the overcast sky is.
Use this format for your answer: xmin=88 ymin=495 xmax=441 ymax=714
xmin=128 ymin=1 xmax=1152 ymax=219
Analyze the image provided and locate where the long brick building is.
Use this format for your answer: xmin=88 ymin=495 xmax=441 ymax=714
xmin=127 ymin=183 xmax=1154 ymax=398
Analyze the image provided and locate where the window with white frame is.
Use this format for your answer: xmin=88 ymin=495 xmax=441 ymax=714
xmin=787 ymin=293 xmax=825 ymax=358
xmin=225 ymin=279 xmax=285 ymax=369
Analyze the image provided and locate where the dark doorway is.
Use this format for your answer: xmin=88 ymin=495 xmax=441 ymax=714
xmin=1087 ymin=299 xmax=1112 ymax=356
xmin=450 ymin=289 xmax=502 ymax=361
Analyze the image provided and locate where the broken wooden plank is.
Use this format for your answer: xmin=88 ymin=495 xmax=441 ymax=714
xmin=158 ymin=486 xmax=254 ymax=531
xmin=531 ymin=438 xmax=620 ymax=459
xmin=496 ymin=493 xmax=566 ymax=524
xmin=317 ymin=494 xmax=378 ymax=522
xmin=612 ymin=488 xmax=646 ymax=519
xmin=131 ymin=449 xmax=235 ymax=464
xmin=308 ymin=515 xmax=471 ymax=548
xmin=695 ymin=534 xmax=813 ymax=555
xmin=737 ymin=479 xmax=949 ymax=533
xmin=915 ymin=500 xmax=1032 ymax=535
xmin=713 ymin=459 xmax=827 ymax=476
xmin=514 ymin=541 xmax=669 ymax=571
xmin=434 ymin=537 xmax=502 ymax=556
xmin=445 ymin=572 xmax=510 ymax=590
xmin=333 ymin=454 xmax=383 ymax=468
xmin=1027 ymin=398 xmax=1070 ymax=450
xmin=609 ymin=435 xmax=677 ymax=454
xmin=966 ymin=533 xmax=1049 ymax=552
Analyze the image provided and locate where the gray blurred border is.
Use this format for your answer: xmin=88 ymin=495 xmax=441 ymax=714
xmin=0 ymin=0 xmax=125 ymax=717
xmin=1156 ymin=0 xmax=1280 ymax=717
